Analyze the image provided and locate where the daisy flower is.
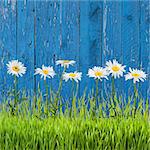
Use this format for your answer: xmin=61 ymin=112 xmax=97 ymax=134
xmin=56 ymin=60 xmax=75 ymax=68
xmin=35 ymin=65 xmax=56 ymax=80
xmin=106 ymin=59 xmax=126 ymax=79
xmin=7 ymin=60 xmax=26 ymax=77
xmin=63 ymin=71 xmax=82 ymax=83
xmin=125 ymin=68 xmax=147 ymax=84
xmin=87 ymin=66 xmax=109 ymax=81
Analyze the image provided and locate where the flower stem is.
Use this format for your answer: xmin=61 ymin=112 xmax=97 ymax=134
xmin=71 ymin=80 xmax=75 ymax=96
xmin=95 ymin=79 xmax=99 ymax=112
xmin=112 ymin=77 xmax=115 ymax=101
xmin=57 ymin=67 xmax=66 ymax=96
xmin=44 ymin=80 xmax=48 ymax=116
xmin=54 ymin=67 xmax=67 ymax=115
xmin=14 ymin=76 xmax=18 ymax=105
xmin=12 ymin=75 xmax=18 ymax=115
xmin=75 ymin=82 xmax=79 ymax=98
xmin=111 ymin=77 xmax=117 ymax=116
xmin=70 ymin=80 xmax=75 ymax=117
xmin=133 ymin=84 xmax=138 ymax=117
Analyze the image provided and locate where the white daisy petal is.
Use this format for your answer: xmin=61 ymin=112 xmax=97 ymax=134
xmin=56 ymin=60 xmax=76 ymax=68
xmin=106 ymin=59 xmax=126 ymax=78
xmin=62 ymin=71 xmax=82 ymax=83
xmin=6 ymin=60 xmax=26 ymax=77
xmin=125 ymin=68 xmax=147 ymax=84
xmin=87 ymin=66 xmax=109 ymax=81
xmin=35 ymin=65 xmax=56 ymax=80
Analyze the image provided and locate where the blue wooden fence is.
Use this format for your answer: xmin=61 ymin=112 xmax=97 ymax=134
xmin=0 ymin=0 xmax=149 ymax=100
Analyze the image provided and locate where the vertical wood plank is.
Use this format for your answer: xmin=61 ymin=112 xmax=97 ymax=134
xmin=102 ymin=1 xmax=122 ymax=96
xmin=51 ymin=1 xmax=62 ymax=91
xmin=79 ymin=1 xmax=103 ymax=95
xmin=17 ymin=1 xmax=35 ymax=92
xmin=60 ymin=1 xmax=80 ymax=99
xmin=0 ymin=0 xmax=17 ymax=100
xmin=35 ymin=1 xmax=61 ymax=92
xmin=140 ymin=0 xmax=150 ymax=100
xmin=121 ymin=1 xmax=140 ymax=96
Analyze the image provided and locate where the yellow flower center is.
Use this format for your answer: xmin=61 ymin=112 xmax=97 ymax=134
xmin=63 ymin=60 xmax=70 ymax=64
xmin=43 ymin=69 xmax=49 ymax=75
xmin=112 ymin=66 xmax=120 ymax=72
xmin=95 ymin=71 xmax=103 ymax=77
xmin=12 ymin=66 xmax=20 ymax=72
xmin=131 ymin=73 xmax=140 ymax=78
xmin=69 ymin=73 xmax=76 ymax=78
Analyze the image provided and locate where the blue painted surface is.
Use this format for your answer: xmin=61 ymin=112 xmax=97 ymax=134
xmin=17 ymin=1 xmax=35 ymax=92
xmin=0 ymin=0 xmax=149 ymax=100
xmin=102 ymin=1 xmax=122 ymax=97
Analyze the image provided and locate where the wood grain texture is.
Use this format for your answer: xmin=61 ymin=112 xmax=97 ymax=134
xmin=121 ymin=1 xmax=140 ymax=98
xmin=139 ymin=0 xmax=150 ymax=100
xmin=35 ymin=1 xmax=61 ymax=93
xmin=102 ymin=1 xmax=122 ymax=97
xmin=60 ymin=1 xmax=80 ymax=99
xmin=0 ymin=0 xmax=17 ymax=99
xmin=17 ymin=1 xmax=35 ymax=92
xmin=79 ymin=1 xmax=103 ymax=95
xmin=0 ymin=1 xmax=149 ymax=101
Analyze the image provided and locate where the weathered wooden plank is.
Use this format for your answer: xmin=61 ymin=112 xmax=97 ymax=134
xmin=121 ymin=1 xmax=140 ymax=97
xmin=35 ymin=1 xmax=61 ymax=93
xmin=102 ymin=1 xmax=122 ymax=97
xmin=49 ymin=1 xmax=62 ymax=92
xmin=139 ymin=0 xmax=150 ymax=100
xmin=79 ymin=1 xmax=103 ymax=95
xmin=60 ymin=1 xmax=80 ymax=99
xmin=16 ymin=1 xmax=35 ymax=92
xmin=0 ymin=0 xmax=17 ymax=100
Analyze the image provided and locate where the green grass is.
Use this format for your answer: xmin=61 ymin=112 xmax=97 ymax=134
xmin=0 ymin=84 xmax=149 ymax=150
xmin=0 ymin=113 xmax=149 ymax=150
